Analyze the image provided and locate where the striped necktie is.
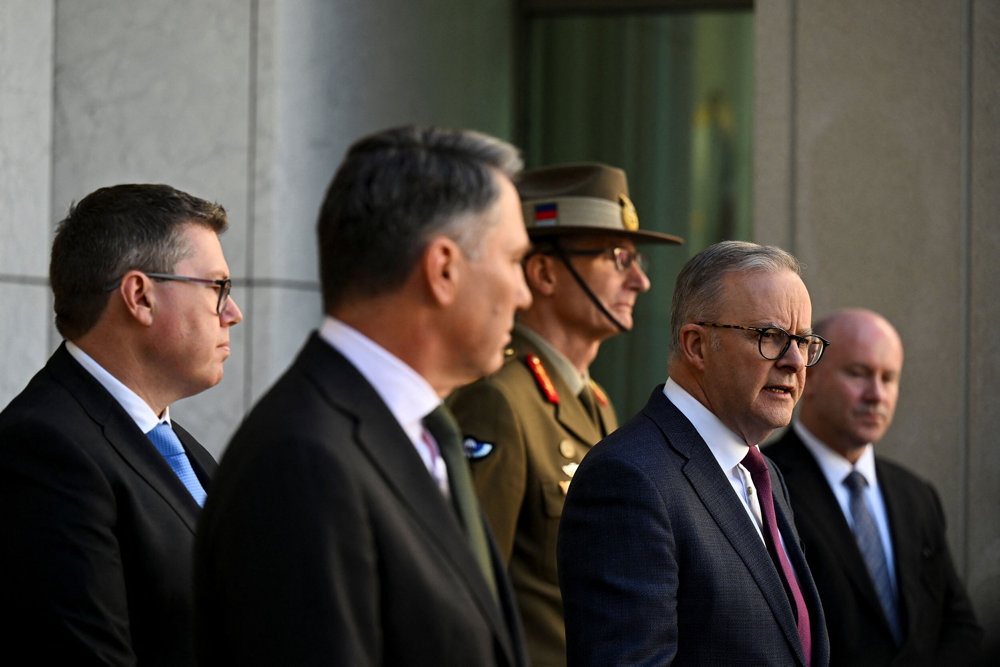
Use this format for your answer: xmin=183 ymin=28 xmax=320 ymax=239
xmin=844 ymin=470 xmax=902 ymax=644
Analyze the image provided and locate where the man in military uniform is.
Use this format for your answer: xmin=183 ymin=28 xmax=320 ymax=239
xmin=447 ymin=163 xmax=683 ymax=666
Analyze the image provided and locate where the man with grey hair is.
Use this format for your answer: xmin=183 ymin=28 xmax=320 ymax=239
xmin=558 ymin=240 xmax=831 ymax=665
xmin=195 ymin=126 xmax=532 ymax=665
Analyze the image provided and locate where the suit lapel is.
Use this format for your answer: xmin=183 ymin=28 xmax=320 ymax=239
xmin=645 ymin=391 xmax=806 ymax=664
xmin=297 ymin=336 xmax=516 ymax=664
xmin=48 ymin=344 xmax=204 ymax=529
xmin=876 ymin=459 xmax=915 ymax=638
xmin=781 ymin=432 xmax=890 ymax=622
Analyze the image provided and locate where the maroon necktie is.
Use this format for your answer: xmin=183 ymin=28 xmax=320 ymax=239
xmin=742 ymin=446 xmax=812 ymax=666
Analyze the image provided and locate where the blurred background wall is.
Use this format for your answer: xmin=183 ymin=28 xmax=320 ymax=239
xmin=1 ymin=0 xmax=996 ymax=657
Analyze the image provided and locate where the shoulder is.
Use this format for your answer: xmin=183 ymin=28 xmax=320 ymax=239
xmin=451 ymin=352 xmax=557 ymax=410
xmin=876 ymin=456 xmax=942 ymax=507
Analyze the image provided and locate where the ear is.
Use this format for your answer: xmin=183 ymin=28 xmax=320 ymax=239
xmin=118 ymin=271 xmax=155 ymax=327
xmin=677 ymin=323 xmax=709 ymax=371
xmin=523 ymin=253 xmax=556 ymax=297
xmin=422 ymin=235 xmax=462 ymax=306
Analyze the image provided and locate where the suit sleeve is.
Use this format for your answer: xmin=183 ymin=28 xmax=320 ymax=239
xmin=447 ymin=379 xmax=527 ymax=562
xmin=195 ymin=430 xmax=382 ymax=666
xmin=0 ymin=420 xmax=135 ymax=665
xmin=557 ymin=449 xmax=678 ymax=666
xmin=924 ymin=483 xmax=984 ymax=662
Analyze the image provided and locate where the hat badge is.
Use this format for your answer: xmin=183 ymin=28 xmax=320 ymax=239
xmin=620 ymin=194 xmax=638 ymax=231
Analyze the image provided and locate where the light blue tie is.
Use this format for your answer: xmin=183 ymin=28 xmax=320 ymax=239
xmin=844 ymin=470 xmax=902 ymax=644
xmin=147 ymin=422 xmax=207 ymax=506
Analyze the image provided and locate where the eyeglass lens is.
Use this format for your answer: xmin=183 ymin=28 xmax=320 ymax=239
xmin=758 ymin=329 xmax=824 ymax=366
xmin=217 ymin=281 xmax=232 ymax=315
xmin=613 ymin=248 xmax=648 ymax=273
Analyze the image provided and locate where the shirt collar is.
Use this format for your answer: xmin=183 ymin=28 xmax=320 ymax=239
xmin=793 ymin=420 xmax=878 ymax=489
xmin=319 ymin=317 xmax=441 ymax=439
xmin=516 ymin=322 xmax=588 ymax=395
xmin=65 ymin=340 xmax=165 ymax=434
xmin=664 ymin=377 xmax=751 ymax=473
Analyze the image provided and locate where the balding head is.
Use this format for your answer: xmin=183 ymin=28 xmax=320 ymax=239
xmin=799 ymin=309 xmax=904 ymax=462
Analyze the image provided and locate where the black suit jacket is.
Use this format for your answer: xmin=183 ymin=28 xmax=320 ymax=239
xmin=765 ymin=428 xmax=982 ymax=666
xmin=194 ymin=334 xmax=528 ymax=666
xmin=0 ymin=343 xmax=216 ymax=665
xmin=557 ymin=387 xmax=830 ymax=666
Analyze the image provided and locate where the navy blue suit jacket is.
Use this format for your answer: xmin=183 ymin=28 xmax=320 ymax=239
xmin=765 ymin=429 xmax=982 ymax=665
xmin=558 ymin=386 xmax=830 ymax=666
xmin=0 ymin=343 xmax=216 ymax=665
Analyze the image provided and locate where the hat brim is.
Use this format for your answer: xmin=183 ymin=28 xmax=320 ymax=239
xmin=528 ymin=225 xmax=683 ymax=246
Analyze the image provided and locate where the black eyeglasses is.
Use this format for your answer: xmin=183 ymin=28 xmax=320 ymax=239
xmin=559 ymin=247 xmax=649 ymax=273
xmin=105 ymin=272 xmax=232 ymax=315
xmin=695 ymin=321 xmax=830 ymax=367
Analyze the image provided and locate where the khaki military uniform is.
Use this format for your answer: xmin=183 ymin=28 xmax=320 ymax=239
xmin=447 ymin=326 xmax=617 ymax=667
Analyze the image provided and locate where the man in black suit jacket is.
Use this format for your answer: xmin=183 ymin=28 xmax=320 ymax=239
xmin=558 ymin=240 xmax=831 ymax=666
xmin=195 ymin=126 xmax=532 ymax=665
xmin=766 ymin=308 xmax=982 ymax=665
xmin=0 ymin=184 xmax=243 ymax=664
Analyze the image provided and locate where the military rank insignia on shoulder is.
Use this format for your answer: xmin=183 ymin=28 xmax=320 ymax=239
xmin=589 ymin=380 xmax=609 ymax=406
xmin=526 ymin=354 xmax=559 ymax=404
xmin=463 ymin=437 xmax=494 ymax=460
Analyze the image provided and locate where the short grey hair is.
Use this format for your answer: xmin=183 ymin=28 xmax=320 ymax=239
xmin=669 ymin=240 xmax=801 ymax=353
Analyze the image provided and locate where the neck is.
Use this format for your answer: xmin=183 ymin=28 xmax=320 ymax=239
xmin=518 ymin=312 xmax=601 ymax=376
xmin=72 ymin=332 xmax=171 ymax=416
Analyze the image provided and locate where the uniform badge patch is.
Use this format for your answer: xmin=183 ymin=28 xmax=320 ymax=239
xmin=463 ymin=437 xmax=494 ymax=460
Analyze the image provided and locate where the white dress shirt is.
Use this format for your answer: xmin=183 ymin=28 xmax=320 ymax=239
xmin=318 ymin=317 xmax=447 ymax=491
xmin=792 ymin=420 xmax=898 ymax=592
xmin=664 ymin=378 xmax=768 ymax=543
xmin=66 ymin=340 xmax=169 ymax=434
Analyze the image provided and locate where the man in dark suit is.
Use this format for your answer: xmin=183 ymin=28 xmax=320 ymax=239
xmin=448 ymin=162 xmax=682 ymax=666
xmin=0 ymin=183 xmax=243 ymax=665
xmin=558 ymin=240 xmax=831 ymax=666
xmin=194 ymin=126 xmax=532 ymax=665
xmin=765 ymin=308 xmax=982 ymax=666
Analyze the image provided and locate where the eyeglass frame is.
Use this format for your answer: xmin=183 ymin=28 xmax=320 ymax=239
xmin=694 ymin=321 xmax=830 ymax=367
xmin=104 ymin=272 xmax=233 ymax=316
xmin=556 ymin=246 xmax=649 ymax=273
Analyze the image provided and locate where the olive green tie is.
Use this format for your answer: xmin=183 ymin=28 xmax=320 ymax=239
xmin=423 ymin=404 xmax=498 ymax=601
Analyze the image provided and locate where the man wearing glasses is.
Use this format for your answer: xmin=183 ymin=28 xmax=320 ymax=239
xmin=0 ymin=183 xmax=242 ymax=664
xmin=447 ymin=163 xmax=682 ymax=666
xmin=558 ymin=240 xmax=831 ymax=666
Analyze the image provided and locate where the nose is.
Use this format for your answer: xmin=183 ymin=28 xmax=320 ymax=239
xmin=626 ymin=261 xmax=652 ymax=293
xmin=221 ymin=295 xmax=244 ymax=326
xmin=776 ymin=338 xmax=806 ymax=371
xmin=863 ymin=376 xmax=888 ymax=401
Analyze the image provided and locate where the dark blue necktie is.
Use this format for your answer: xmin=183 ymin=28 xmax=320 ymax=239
xmin=843 ymin=470 xmax=902 ymax=644
xmin=148 ymin=422 xmax=207 ymax=506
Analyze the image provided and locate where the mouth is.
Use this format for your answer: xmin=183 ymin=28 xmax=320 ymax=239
xmin=763 ymin=384 xmax=795 ymax=397
xmin=855 ymin=408 xmax=887 ymax=423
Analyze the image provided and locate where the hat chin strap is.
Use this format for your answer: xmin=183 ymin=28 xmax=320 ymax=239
xmin=555 ymin=252 xmax=628 ymax=333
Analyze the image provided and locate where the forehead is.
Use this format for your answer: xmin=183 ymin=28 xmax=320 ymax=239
xmin=825 ymin=317 xmax=903 ymax=370
xmin=174 ymin=223 xmax=227 ymax=269
xmin=718 ymin=269 xmax=811 ymax=328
